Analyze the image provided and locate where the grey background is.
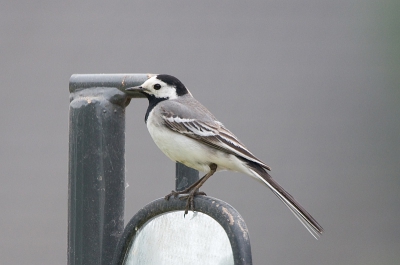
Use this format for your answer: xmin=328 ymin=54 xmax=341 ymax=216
xmin=1 ymin=1 xmax=399 ymax=264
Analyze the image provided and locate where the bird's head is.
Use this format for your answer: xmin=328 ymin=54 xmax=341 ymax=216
xmin=126 ymin=74 xmax=191 ymax=100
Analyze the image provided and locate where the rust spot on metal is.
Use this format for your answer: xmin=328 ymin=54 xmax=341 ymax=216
xmin=222 ymin=206 xmax=234 ymax=226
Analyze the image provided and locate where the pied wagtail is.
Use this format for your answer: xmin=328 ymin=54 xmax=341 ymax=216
xmin=127 ymin=74 xmax=323 ymax=238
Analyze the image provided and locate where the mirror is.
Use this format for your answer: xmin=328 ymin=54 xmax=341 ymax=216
xmin=123 ymin=211 xmax=234 ymax=265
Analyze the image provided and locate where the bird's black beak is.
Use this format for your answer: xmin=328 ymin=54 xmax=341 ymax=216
xmin=126 ymin=85 xmax=143 ymax=92
xmin=125 ymin=86 xmax=147 ymax=98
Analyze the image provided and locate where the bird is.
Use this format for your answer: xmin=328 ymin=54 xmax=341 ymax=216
xmin=126 ymin=74 xmax=323 ymax=238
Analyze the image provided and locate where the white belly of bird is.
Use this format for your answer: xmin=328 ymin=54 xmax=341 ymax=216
xmin=146 ymin=116 xmax=248 ymax=174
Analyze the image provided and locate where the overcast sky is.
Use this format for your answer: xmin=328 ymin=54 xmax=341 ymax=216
xmin=1 ymin=1 xmax=399 ymax=264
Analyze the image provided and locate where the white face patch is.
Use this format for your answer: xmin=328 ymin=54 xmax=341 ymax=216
xmin=140 ymin=76 xmax=179 ymax=99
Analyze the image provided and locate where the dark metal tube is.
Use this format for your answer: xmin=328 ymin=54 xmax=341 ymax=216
xmin=176 ymin=163 xmax=199 ymax=191
xmin=68 ymin=74 xmax=147 ymax=265
xmin=69 ymin=73 xmax=149 ymax=97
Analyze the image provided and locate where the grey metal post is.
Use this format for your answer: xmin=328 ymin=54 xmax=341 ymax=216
xmin=176 ymin=163 xmax=199 ymax=191
xmin=68 ymin=74 xmax=148 ymax=265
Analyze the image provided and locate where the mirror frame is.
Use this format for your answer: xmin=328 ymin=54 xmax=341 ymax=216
xmin=112 ymin=196 xmax=252 ymax=265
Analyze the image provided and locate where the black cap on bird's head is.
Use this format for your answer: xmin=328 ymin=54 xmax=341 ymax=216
xmin=126 ymin=74 xmax=190 ymax=99
xmin=156 ymin=74 xmax=188 ymax=97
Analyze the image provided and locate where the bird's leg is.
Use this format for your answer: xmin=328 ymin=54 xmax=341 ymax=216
xmin=165 ymin=176 xmax=207 ymax=199
xmin=164 ymin=163 xmax=217 ymax=199
xmin=165 ymin=163 xmax=217 ymax=215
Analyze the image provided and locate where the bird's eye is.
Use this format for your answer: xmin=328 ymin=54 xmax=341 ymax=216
xmin=153 ymin=84 xmax=161 ymax=90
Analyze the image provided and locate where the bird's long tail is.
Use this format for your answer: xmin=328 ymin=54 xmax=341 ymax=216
xmin=247 ymin=162 xmax=324 ymax=239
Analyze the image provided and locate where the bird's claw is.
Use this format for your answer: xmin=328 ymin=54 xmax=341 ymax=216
xmin=164 ymin=190 xmax=207 ymax=215
xmin=164 ymin=190 xmax=180 ymax=200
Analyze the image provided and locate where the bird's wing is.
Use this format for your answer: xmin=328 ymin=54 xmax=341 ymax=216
xmin=160 ymin=106 xmax=271 ymax=171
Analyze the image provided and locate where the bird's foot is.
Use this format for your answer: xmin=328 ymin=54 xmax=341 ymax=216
xmin=164 ymin=189 xmax=207 ymax=215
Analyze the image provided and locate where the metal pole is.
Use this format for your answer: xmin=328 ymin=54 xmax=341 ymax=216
xmin=176 ymin=163 xmax=199 ymax=191
xmin=68 ymin=74 xmax=148 ymax=265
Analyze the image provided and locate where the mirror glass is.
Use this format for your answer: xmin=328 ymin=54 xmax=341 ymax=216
xmin=123 ymin=211 xmax=234 ymax=265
